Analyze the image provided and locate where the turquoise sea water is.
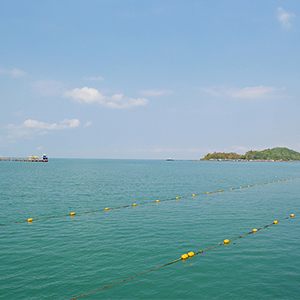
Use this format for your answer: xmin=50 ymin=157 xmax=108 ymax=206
xmin=0 ymin=159 xmax=300 ymax=299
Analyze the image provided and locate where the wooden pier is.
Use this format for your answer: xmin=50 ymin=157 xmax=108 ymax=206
xmin=0 ymin=155 xmax=48 ymax=162
xmin=0 ymin=157 xmax=46 ymax=162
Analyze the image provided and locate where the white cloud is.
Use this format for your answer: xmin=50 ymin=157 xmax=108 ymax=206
xmin=23 ymin=119 xmax=80 ymax=130
xmin=84 ymin=76 xmax=105 ymax=81
xmin=36 ymin=146 xmax=43 ymax=150
xmin=63 ymin=87 xmax=106 ymax=104
xmin=0 ymin=67 xmax=26 ymax=77
xmin=32 ymin=80 xmax=66 ymax=96
xmin=105 ymin=94 xmax=148 ymax=109
xmin=139 ymin=89 xmax=173 ymax=96
xmin=4 ymin=118 xmax=81 ymax=141
xmin=64 ymin=87 xmax=149 ymax=109
xmin=200 ymin=85 xmax=285 ymax=99
xmin=277 ymin=7 xmax=295 ymax=28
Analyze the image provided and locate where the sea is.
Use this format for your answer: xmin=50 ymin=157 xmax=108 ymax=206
xmin=0 ymin=159 xmax=299 ymax=300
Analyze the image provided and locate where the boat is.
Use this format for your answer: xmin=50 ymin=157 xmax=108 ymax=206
xmin=42 ymin=154 xmax=48 ymax=162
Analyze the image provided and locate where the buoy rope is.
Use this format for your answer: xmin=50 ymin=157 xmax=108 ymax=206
xmin=1 ymin=176 xmax=298 ymax=226
xmin=70 ymin=212 xmax=299 ymax=299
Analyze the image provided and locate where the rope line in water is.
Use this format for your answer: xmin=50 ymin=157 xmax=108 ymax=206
xmin=1 ymin=176 xmax=298 ymax=226
xmin=70 ymin=212 xmax=299 ymax=299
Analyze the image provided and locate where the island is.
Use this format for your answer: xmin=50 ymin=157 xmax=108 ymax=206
xmin=197 ymin=147 xmax=300 ymax=162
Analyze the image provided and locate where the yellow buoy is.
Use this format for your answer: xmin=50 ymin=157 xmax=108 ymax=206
xmin=27 ymin=218 xmax=33 ymax=222
xmin=278 ymin=180 xmax=280 ymax=182
xmin=252 ymin=228 xmax=258 ymax=233
xmin=240 ymin=187 xmax=242 ymax=189
xmin=188 ymin=252 xmax=195 ymax=257
xmin=156 ymin=200 xmax=159 ymax=202
xmin=255 ymin=184 xmax=257 ymax=186
xmin=230 ymin=188 xmax=232 ymax=191
xmin=105 ymin=207 xmax=109 ymax=210
xmin=70 ymin=212 xmax=76 ymax=216
xmin=176 ymin=197 xmax=179 ymax=200
xmin=291 ymin=214 xmax=295 ymax=218
xmin=133 ymin=203 xmax=137 ymax=206
xmin=248 ymin=185 xmax=250 ymax=187
xmin=181 ymin=254 xmax=188 ymax=260
xmin=207 ymin=192 xmax=209 ymax=194
xmin=192 ymin=194 xmax=195 ymax=197
xmin=219 ymin=190 xmax=222 ymax=193
xmin=273 ymin=220 xmax=278 ymax=225
xmin=223 ymin=239 xmax=230 ymax=244
xmin=268 ymin=182 xmax=270 ymax=184
xmin=262 ymin=183 xmax=264 ymax=185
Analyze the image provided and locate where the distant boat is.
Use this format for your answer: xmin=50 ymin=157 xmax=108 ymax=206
xmin=166 ymin=158 xmax=174 ymax=161
xmin=42 ymin=154 xmax=48 ymax=162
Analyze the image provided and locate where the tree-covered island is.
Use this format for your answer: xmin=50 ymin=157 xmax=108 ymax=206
xmin=198 ymin=147 xmax=300 ymax=162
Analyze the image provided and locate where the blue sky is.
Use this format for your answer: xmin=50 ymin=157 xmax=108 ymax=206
xmin=0 ymin=0 xmax=299 ymax=159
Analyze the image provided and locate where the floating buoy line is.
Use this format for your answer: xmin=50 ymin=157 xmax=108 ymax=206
xmin=0 ymin=176 xmax=299 ymax=227
xmin=70 ymin=212 xmax=299 ymax=299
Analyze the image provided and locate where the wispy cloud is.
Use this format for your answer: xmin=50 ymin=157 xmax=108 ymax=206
xmin=84 ymin=76 xmax=105 ymax=81
xmin=0 ymin=67 xmax=26 ymax=77
xmin=131 ymin=147 xmax=204 ymax=153
xmin=139 ymin=89 xmax=173 ymax=96
xmin=4 ymin=119 xmax=81 ymax=142
xmin=63 ymin=87 xmax=149 ymax=109
xmin=13 ymin=111 xmax=25 ymax=116
xmin=232 ymin=145 xmax=248 ymax=153
xmin=22 ymin=119 xmax=80 ymax=130
xmin=31 ymin=80 xmax=66 ymax=96
xmin=84 ymin=121 xmax=92 ymax=128
xmin=200 ymin=85 xmax=285 ymax=99
xmin=277 ymin=7 xmax=295 ymax=28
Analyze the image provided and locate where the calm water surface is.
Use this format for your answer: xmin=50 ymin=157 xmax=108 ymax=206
xmin=0 ymin=159 xmax=299 ymax=299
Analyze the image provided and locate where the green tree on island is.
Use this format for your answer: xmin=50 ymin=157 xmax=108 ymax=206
xmin=201 ymin=147 xmax=300 ymax=161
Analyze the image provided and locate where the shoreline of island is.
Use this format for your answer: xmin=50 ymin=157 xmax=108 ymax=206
xmin=167 ymin=147 xmax=300 ymax=162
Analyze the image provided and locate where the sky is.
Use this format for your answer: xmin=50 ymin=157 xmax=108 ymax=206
xmin=0 ymin=0 xmax=299 ymax=159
